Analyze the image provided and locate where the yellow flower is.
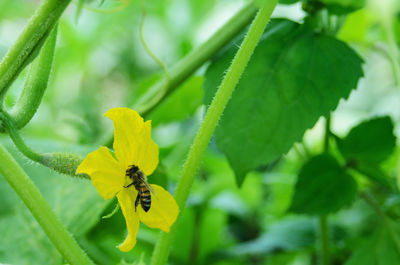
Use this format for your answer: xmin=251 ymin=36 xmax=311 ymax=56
xmin=76 ymin=107 xmax=179 ymax=252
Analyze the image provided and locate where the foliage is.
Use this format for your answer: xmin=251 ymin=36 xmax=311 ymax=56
xmin=0 ymin=0 xmax=400 ymax=264
xmin=290 ymin=154 xmax=357 ymax=215
xmin=204 ymin=18 xmax=363 ymax=185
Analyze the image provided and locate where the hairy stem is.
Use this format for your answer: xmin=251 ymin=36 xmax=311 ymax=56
xmin=103 ymin=2 xmax=259 ymax=146
xmin=0 ymin=25 xmax=58 ymax=132
xmin=0 ymin=110 xmax=43 ymax=162
xmin=150 ymin=2 xmax=278 ymax=264
xmin=0 ymin=144 xmax=94 ymax=265
xmin=0 ymin=110 xmax=87 ymax=179
xmin=0 ymin=0 xmax=70 ymax=98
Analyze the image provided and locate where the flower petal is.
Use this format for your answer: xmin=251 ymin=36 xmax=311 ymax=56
xmin=138 ymin=185 xmax=179 ymax=232
xmin=105 ymin=108 xmax=159 ymax=175
xmin=76 ymin=146 xmax=125 ymax=200
xmin=136 ymin=121 xmax=159 ymax=176
xmin=105 ymin=107 xmax=144 ymax=168
xmin=116 ymin=188 xmax=140 ymax=252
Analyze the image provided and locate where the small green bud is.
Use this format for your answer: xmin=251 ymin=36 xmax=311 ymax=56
xmin=41 ymin=152 xmax=89 ymax=179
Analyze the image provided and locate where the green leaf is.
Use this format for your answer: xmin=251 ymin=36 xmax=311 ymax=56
xmin=337 ymin=116 xmax=396 ymax=163
xmin=289 ymin=154 xmax=357 ymax=215
xmin=149 ymin=164 xmax=168 ymax=188
xmin=376 ymin=226 xmax=400 ymax=265
xmin=149 ymin=76 xmax=203 ymax=126
xmin=354 ymin=161 xmax=392 ymax=188
xmin=337 ymin=9 xmax=377 ymax=43
xmin=203 ymin=19 xmax=364 ymax=185
xmin=345 ymin=220 xmax=400 ymax=265
xmin=345 ymin=231 xmax=377 ymax=265
xmin=197 ymin=209 xmax=228 ymax=264
xmin=320 ymin=0 xmax=366 ymax=14
xmin=320 ymin=0 xmax=365 ymax=8
xmin=279 ymin=0 xmax=299 ymax=4
xmin=222 ymin=216 xmax=315 ymax=257
xmin=171 ymin=207 xmax=196 ymax=264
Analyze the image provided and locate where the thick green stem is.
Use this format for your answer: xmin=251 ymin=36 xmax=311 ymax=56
xmin=319 ymin=216 xmax=330 ymax=265
xmin=0 ymin=25 xmax=58 ymax=132
xmin=319 ymin=114 xmax=331 ymax=265
xmin=150 ymin=2 xmax=278 ymax=264
xmin=103 ymin=2 xmax=259 ymax=146
xmin=0 ymin=0 xmax=70 ymax=98
xmin=0 ymin=144 xmax=94 ymax=265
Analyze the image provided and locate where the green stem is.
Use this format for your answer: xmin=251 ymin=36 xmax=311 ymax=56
xmin=139 ymin=0 xmax=170 ymax=83
xmin=0 ymin=109 xmax=88 ymax=178
xmin=324 ymin=114 xmax=331 ymax=152
xmin=103 ymin=2 xmax=259 ymax=146
xmin=150 ymin=2 xmax=278 ymax=264
xmin=0 ymin=0 xmax=70 ymax=98
xmin=383 ymin=19 xmax=400 ymax=87
xmin=360 ymin=192 xmax=400 ymax=254
xmin=135 ymin=0 xmax=171 ymax=117
xmin=319 ymin=114 xmax=331 ymax=265
xmin=388 ymin=29 xmax=400 ymax=86
xmin=136 ymin=2 xmax=258 ymax=115
xmin=189 ymin=206 xmax=203 ymax=263
xmin=101 ymin=201 xmax=120 ymax=219
xmin=0 ymin=110 xmax=43 ymax=162
xmin=360 ymin=192 xmax=386 ymax=220
xmin=0 ymin=25 xmax=58 ymax=132
xmin=1 ymin=108 xmax=88 ymax=179
xmin=0 ymin=144 xmax=94 ymax=265
xmin=319 ymin=216 xmax=330 ymax=265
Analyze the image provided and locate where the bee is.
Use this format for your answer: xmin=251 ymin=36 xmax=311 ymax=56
xmin=125 ymin=165 xmax=155 ymax=212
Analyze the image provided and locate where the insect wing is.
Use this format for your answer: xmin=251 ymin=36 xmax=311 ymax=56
xmin=139 ymin=174 xmax=156 ymax=196
xmin=144 ymin=180 xmax=156 ymax=196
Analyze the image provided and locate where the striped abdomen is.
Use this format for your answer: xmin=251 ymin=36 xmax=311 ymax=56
xmin=136 ymin=184 xmax=151 ymax=212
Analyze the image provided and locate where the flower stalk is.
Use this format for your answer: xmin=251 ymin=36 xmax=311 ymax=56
xmin=0 ymin=110 xmax=87 ymax=178
xmin=42 ymin=152 xmax=88 ymax=178
xmin=0 ymin=110 xmax=43 ymax=162
xmin=0 ymin=144 xmax=94 ymax=265
xmin=150 ymin=1 xmax=278 ymax=264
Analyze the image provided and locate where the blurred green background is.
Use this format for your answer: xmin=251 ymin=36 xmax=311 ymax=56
xmin=0 ymin=0 xmax=400 ymax=264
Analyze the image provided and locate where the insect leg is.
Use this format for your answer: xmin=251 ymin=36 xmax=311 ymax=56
xmin=124 ymin=182 xmax=134 ymax=188
xmin=135 ymin=191 xmax=141 ymax=212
